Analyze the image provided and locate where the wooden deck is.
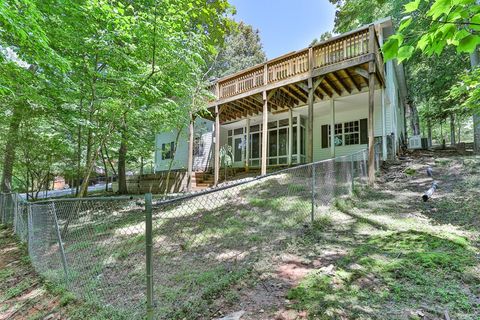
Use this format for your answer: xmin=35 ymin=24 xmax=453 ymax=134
xmin=208 ymin=24 xmax=385 ymax=123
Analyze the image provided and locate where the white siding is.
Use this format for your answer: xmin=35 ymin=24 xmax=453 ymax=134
xmin=155 ymin=118 xmax=214 ymax=172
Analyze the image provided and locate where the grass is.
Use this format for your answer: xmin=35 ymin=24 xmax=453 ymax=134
xmin=288 ymin=231 xmax=478 ymax=319
xmin=9 ymin=154 xmax=480 ymax=319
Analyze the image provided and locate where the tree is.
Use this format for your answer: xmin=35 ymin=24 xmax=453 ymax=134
xmin=310 ymin=31 xmax=333 ymax=46
xmin=209 ymin=21 xmax=267 ymax=79
xmin=382 ymin=0 xmax=480 ymax=151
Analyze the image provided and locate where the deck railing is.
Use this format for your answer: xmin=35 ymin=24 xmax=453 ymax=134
xmin=212 ymin=26 xmax=382 ymax=100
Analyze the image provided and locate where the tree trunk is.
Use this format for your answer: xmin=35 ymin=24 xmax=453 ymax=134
xmin=100 ymin=147 xmax=109 ymax=192
xmin=450 ymin=114 xmax=455 ymax=146
xmin=471 ymin=47 xmax=480 ymax=154
xmin=458 ymin=119 xmax=461 ymax=143
xmin=409 ymin=102 xmax=420 ymax=136
xmin=427 ymin=120 xmax=432 ymax=148
xmin=1 ymin=107 xmax=22 ymax=192
xmin=117 ymin=114 xmax=128 ymax=194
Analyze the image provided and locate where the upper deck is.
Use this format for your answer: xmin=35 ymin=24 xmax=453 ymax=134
xmin=209 ymin=24 xmax=385 ymax=122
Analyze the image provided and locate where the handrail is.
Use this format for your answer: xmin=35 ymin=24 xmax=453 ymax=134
xmin=212 ymin=25 xmax=382 ymax=101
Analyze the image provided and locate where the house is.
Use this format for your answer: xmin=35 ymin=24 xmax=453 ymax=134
xmin=156 ymin=18 xmax=408 ymax=191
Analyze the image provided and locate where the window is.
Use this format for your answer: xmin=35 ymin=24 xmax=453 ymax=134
xmin=161 ymin=142 xmax=175 ymax=160
xmin=344 ymin=121 xmax=360 ymax=145
xmin=327 ymin=123 xmax=343 ymax=147
xmin=322 ymin=118 xmax=368 ymax=148
xmin=234 ymin=128 xmax=243 ymax=135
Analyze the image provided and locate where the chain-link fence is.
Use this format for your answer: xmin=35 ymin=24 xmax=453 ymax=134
xmin=0 ymin=148 xmax=380 ymax=319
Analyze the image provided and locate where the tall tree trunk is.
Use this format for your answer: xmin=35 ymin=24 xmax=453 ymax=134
xmin=1 ymin=107 xmax=22 ymax=192
xmin=471 ymin=46 xmax=480 ymax=154
xmin=117 ymin=114 xmax=128 ymax=194
xmin=75 ymin=98 xmax=84 ymax=196
xmin=100 ymin=147 xmax=109 ymax=192
xmin=450 ymin=114 xmax=456 ymax=146
xmin=408 ymin=102 xmax=420 ymax=136
xmin=458 ymin=120 xmax=461 ymax=143
xmin=427 ymin=120 xmax=432 ymax=147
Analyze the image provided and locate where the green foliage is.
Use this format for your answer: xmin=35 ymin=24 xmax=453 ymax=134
xmin=209 ymin=21 xmax=267 ymax=78
xmin=0 ymin=0 xmax=235 ymax=194
xmin=382 ymin=0 xmax=480 ymax=61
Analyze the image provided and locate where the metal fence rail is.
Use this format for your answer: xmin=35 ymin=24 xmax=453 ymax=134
xmin=0 ymin=148 xmax=379 ymax=319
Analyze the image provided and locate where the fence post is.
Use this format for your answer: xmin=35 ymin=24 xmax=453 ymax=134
xmin=145 ymin=193 xmax=154 ymax=320
xmin=311 ymin=164 xmax=315 ymax=224
xmin=27 ymin=204 xmax=33 ymax=254
xmin=51 ymin=202 xmax=69 ymax=285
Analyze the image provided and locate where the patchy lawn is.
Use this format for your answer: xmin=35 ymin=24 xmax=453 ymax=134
xmin=5 ymin=151 xmax=479 ymax=320
xmin=285 ymin=151 xmax=480 ymax=319
xmin=0 ymin=224 xmax=124 ymax=320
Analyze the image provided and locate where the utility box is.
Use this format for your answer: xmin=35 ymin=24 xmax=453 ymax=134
xmin=408 ymin=135 xmax=423 ymax=149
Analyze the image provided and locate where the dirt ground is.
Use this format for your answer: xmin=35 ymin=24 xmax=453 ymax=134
xmin=1 ymin=149 xmax=479 ymax=320
xmin=213 ymin=149 xmax=480 ymax=320
xmin=0 ymin=226 xmax=67 ymax=320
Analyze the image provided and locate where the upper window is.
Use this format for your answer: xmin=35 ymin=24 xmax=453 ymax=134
xmin=161 ymin=142 xmax=175 ymax=160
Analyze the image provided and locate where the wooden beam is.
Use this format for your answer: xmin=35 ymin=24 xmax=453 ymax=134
xmin=368 ymin=62 xmax=375 ymax=185
xmin=261 ymin=91 xmax=268 ymax=175
xmin=345 ymin=68 xmax=362 ymax=92
xmin=324 ymin=76 xmax=342 ymax=96
xmin=314 ymin=87 xmax=324 ymax=101
xmin=355 ymin=67 xmax=369 ymax=79
xmin=236 ymin=99 xmax=261 ymax=114
xmin=319 ymin=83 xmax=333 ymax=98
xmin=288 ymin=108 xmax=293 ymax=166
xmin=280 ymin=86 xmax=302 ymax=104
xmin=214 ymin=105 xmax=220 ymax=186
xmin=331 ymin=71 xmax=351 ymax=94
xmin=307 ymin=85 xmax=314 ymax=163
xmin=330 ymin=99 xmax=335 ymax=158
xmin=289 ymin=84 xmax=308 ymax=103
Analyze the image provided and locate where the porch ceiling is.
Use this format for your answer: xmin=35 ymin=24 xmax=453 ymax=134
xmin=209 ymin=62 xmax=383 ymax=123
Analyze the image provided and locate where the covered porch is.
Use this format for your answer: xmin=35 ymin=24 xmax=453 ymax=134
xmin=196 ymin=22 xmax=390 ymax=190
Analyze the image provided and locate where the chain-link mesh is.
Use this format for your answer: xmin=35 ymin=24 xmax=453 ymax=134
xmin=148 ymin=149 xmax=372 ymax=319
xmin=0 ymin=147 xmax=381 ymax=319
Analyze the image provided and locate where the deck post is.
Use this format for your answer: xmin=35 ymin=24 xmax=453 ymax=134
xmin=330 ymin=99 xmax=335 ymax=158
xmin=214 ymin=105 xmax=220 ymax=186
xmin=381 ymin=89 xmax=387 ymax=160
xmin=187 ymin=112 xmax=194 ymax=192
xmin=307 ymin=80 xmax=314 ymax=163
xmin=368 ymin=63 xmax=376 ymax=185
xmin=368 ymin=25 xmax=376 ymax=185
xmin=288 ymin=108 xmax=293 ymax=165
xmin=245 ymin=118 xmax=250 ymax=172
xmin=261 ymin=91 xmax=268 ymax=175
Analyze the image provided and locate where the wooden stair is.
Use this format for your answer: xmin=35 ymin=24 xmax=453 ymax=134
xmin=191 ymin=171 xmax=214 ymax=191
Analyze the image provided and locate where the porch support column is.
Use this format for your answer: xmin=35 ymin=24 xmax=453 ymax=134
xmin=261 ymin=91 xmax=268 ymax=175
xmin=381 ymin=88 xmax=387 ymax=160
xmin=288 ymin=108 xmax=293 ymax=166
xmin=307 ymin=81 xmax=314 ymax=163
xmin=187 ymin=112 xmax=194 ymax=192
xmin=214 ymin=105 xmax=220 ymax=186
xmin=368 ymin=62 xmax=376 ymax=185
xmin=330 ymin=99 xmax=335 ymax=158
xmin=245 ymin=118 xmax=250 ymax=172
